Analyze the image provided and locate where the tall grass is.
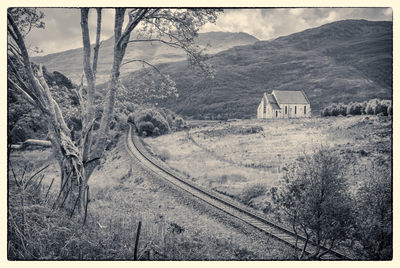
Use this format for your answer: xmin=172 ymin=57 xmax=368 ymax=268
xmin=8 ymin=156 xmax=274 ymax=260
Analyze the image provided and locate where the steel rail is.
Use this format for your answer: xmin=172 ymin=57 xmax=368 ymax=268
xmin=125 ymin=125 xmax=352 ymax=260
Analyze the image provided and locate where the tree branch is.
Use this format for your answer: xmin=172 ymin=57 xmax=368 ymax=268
xmin=117 ymin=8 xmax=149 ymax=48
xmin=7 ymin=25 xmax=19 ymax=43
xmin=121 ymin=59 xmax=161 ymax=74
xmin=8 ymin=58 xmax=31 ymax=93
xmin=7 ymin=78 xmax=36 ymax=106
xmin=8 ymin=42 xmax=22 ymax=57
xmin=127 ymin=38 xmax=181 ymax=49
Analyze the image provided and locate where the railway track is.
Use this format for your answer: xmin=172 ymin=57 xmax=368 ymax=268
xmin=125 ymin=125 xmax=352 ymax=260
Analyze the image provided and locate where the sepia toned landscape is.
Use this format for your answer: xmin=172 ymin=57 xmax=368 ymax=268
xmin=7 ymin=7 xmax=393 ymax=261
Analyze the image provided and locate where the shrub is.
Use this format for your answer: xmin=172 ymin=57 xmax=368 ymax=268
xmin=138 ymin=121 xmax=155 ymax=136
xmin=239 ymin=183 xmax=267 ymax=206
xmin=321 ymin=107 xmax=330 ymax=117
xmin=338 ymin=103 xmax=347 ymax=116
xmin=348 ymin=104 xmax=354 ymax=115
xmin=387 ymin=102 xmax=392 ymax=116
xmin=374 ymin=101 xmax=384 ymax=115
xmin=166 ymin=114 xmax=173 ymax=128
xmin=322 ymin=99 xmax=391 ymax=117
xmin=352 ymin=103 xmax=363 ymax=115
xmin=134 ymin=108 xmax=170 ymax=135
xmin=127 ymin=113 xmax=135 ymax=125
xmin=366 ymin=101 xmax=375 ymax=115
xmin=174 ymin=116 xmax=185 ymax=130
xmin=379 ymin=100 xmax=390 ymax=116
xmin=153 ymin=127 xmax=160 ymax=136
xmin=361 ymin=101 xmax=368 ymax=114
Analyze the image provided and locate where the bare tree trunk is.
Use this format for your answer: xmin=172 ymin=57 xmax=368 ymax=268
xmin=80 ymin=8 xmax=102 ymax=168
xmin=9 ymin=13 xmax=87 ymax=213
xmin=95 ymin=8 xmax=127 ymax=156
xmin=92 ymin=8 xmax=102 ymax=79
xmin=80 ymin=8 xmax=96 ymax=127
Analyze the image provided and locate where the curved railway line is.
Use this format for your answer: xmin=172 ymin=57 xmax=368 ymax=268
xmin=125 ymin=125 xmax=353 ymax=260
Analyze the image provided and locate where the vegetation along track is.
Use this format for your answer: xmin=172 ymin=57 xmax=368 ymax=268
xmin=125 ymin=125 xmax=352 ymax=260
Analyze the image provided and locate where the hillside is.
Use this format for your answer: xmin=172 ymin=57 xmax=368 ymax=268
xmin=122 ymin=19 xmax=392 ymax=119
xmin=32 ymin=31 xmax=258 ymax=84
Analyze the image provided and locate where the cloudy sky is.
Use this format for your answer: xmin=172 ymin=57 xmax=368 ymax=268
xmin=25 ymin=8 xmax=392 ymax=56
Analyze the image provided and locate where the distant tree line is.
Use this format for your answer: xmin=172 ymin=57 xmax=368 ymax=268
xmin=321 ymin=99 xmax=392 ymax=117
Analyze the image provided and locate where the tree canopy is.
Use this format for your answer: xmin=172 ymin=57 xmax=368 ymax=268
xmin=272 ymin=147 xmax=353 ymax=259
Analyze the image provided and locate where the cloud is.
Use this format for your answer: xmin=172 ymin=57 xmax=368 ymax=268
xmin=201 ymin=8 xmax=392 ymax=41
xmin=25 ymin=7 xmax=393 ymax=55
xmin=25 ymin=8 xmax=117 ymax=55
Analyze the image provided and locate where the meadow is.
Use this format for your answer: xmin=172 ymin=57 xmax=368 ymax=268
xmin=143 ymin=115 xmax=392 ymax=212
xmin=8 ymin=137 xmax=292 ymax=260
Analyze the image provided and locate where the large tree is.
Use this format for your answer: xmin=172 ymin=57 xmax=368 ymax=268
xmin=271 ymin=147 xmax=353 ymax=259
xmin=8 ymin=8 xmax=221 ymax=215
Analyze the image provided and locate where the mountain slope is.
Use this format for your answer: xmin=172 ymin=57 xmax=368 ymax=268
xmin=122 ymin=19 xmax=392 ymax=119
xmin=32 ymin=31 xmax=258 ymax=84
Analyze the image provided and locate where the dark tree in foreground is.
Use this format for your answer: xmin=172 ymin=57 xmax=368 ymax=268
xmin=354 ymin=163 xmax=392 ymax=260
xmin=8 ymin=8 xmax=221 ymax=215
xmin=272 ymin=147 xmax=353 ymax=260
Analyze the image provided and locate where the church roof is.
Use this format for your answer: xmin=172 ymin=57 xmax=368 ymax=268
xmin=266 ymin=94 xmax=281 ymax=110
xmin=272 ymin=90 xmax=310 ymax=104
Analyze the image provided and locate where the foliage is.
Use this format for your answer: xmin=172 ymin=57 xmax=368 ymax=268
xmin=138 ymin=121 xmax=155 ymax=136
xmin=271 ymin=147 xmax=353 ymax=259
xmin=387 ymin=102 xmax=392 ymax=115
xmin=133 ymin=108 xmax=170 ymax=136
xmin=122 ymin=69 xmax=179 ymax=105
xmin=136 ymin=9 xmax=221 ymax=78
xmin=153 ymin=127 xmax=160 ymax=136
xmin=7 ymin=163 xmax=143 ymax=260
xmin=239 ymin=183 xmax=267 ymax=206
xmin=130 ymin=106 xmax=187 ymax=136
xmin=174 ymin=116 xmax=185 ymax=129
xmin=321 ymin=99 xmax=392 ymax=117
xmin=354 ymin=162 xmax=392 ymax=260
xmin=8 ymin=8 xmax=45 ymax=37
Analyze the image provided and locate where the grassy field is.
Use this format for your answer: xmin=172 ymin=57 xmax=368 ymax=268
xmin=8 ymin=137 xmax=293 ymax=260
xmin=143 ymin=115 xmax=392 ymax=212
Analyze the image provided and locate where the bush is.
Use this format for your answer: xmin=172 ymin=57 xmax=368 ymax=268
xmin=322 ymin=99 xmax=391 ymax=117
xmin=153 ymin=127 xmax=160 ymax=136
xmin=379 ymin=100 xmax=390 ymax=116
xmin=166 ymin=114 xmax=173 ymax=128
xmin=127 ymin=113 xmax=135 ymax=125
xmin=239 ymin=183 xmax=267 ymax=206
xmin=387 ymin=102 xmax=392 ymax=116
xmin=361 ymin=102 xmax=368 ymax=114
xmin=138 ymin=121 xmax=155 ymax=136
xmin=133 ymin=108 xmax=170 ymax=135
xmin=366 ymin=102 xmax=375 ymax=115
xmin=174 ymin=116 xmax=185 ymax=129
xmin=321 ymin=107 xmax=330 ymax=117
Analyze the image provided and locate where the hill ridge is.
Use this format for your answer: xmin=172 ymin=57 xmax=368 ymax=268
xmin=120 ymin=19 xmax=392 ymax=119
